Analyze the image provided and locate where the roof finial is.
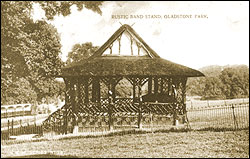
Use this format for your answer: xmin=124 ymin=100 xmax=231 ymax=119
xmin=131 ymin=22 xmax=135 ymax=26
xmin=119 ymin=22 xmax=123 ymax=26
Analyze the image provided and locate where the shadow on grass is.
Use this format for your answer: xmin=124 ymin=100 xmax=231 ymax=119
xmin=2 ymin=127 xmax=249 ymax=146
xmin=196 ymin=127 xmax=249 ymax=132
xmin=59 ymin=126 xmax=249 ymax=141
xmin=59 ymin=127 xmax=192 ymax=141
xmin=7 ymin=153 xmax=80 ymax=158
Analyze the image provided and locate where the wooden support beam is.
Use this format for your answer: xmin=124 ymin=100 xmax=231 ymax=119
xmin=96 ymin=78 xmax=100 ymax=102
xmin=118 ymin=35 xmax=121 ymax=55
xmin=181 ymin=77 xmax=187 ymax=124
xmin=108 ymin=80 xmax=114 ymax=131
xmin=167 ymin=78 xmax=171 ymax=95
xmin=63 ymin=78 xmax=70 ymax=134
xmin=75 ymin=79 xmax=79 ymax=113
xmin=111 ymin=81 xmax=116 ymax=101
xmin=64 ymin=78 xmax=70 ymax=106
xmin=109 ymin=43 xmax=113 ymax=55
xmin=138 ymin=83 xmax=142 ymax=129
xmin=84 ymin=78 xmax=89 ymax=103
xmin=154 ymin=77 xmax=158 ymax=94
xmin=133 ymin=78 xmax=136 ymax=103
xmin=130 ymin=36 xmax=133 ymax=56
xmin=69 ymin=78 xmax=77 ymax=130
xmin=136 ymin=41 xmax=141 ymax=56
xmin=70 ymin=79 xmax=76 ymax=114
xmin=92 ymin=78 xmax=97 ymax=102
xmin=148 ymin=77 xmax=152 ymax=94
xmin=160 ymin=78 xmax=163 ymax=93
xmin=77 ymin=79 xmax=83 ymax=105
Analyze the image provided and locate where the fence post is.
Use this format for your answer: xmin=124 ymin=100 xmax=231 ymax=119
xmin=232 ymin=104 xmax=238 ymax=130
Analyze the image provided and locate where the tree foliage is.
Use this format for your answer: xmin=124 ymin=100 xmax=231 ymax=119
xmin=219 ymin=65 xmax=249 ymax=99
xmin=187 ymin=65 xmax=249 ymax=100
xmin=38 ymin=1 xmax=103 ymax=20
xmin=1 ymin=1 xmax=103 ymax=104
xmin=66 ymin=42 xmax=99 ymax=65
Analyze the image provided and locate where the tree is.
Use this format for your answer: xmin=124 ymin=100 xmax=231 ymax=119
xmin=1 ymin=78 xmax=37 ymax=105
xmin=1 ymin=1 xmax=103 ymax=104
xmin=186 ymin=77 xmax=206 ymax=96
xmin=202 ymin=77 xmax=225 ymax=100
xmin=186 ymin=65 xmax=249 ymax=100
xmin=66 ymin=42 xmax=99 ymax=65
xmin=37 ymin=1 xmax=103 ymax=20
xmin=219 ymin=66 xmax=249 ymax=99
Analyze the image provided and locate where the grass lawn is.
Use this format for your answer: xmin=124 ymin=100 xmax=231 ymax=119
xmin=1 ymin=129 xmax=249 ymax=158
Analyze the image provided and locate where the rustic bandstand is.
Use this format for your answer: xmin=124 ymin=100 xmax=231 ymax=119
xmin=43 ymin=24 xmax=204 ymax=134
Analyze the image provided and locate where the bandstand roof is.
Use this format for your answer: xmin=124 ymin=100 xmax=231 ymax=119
xmin=61 ymin=24 xmax=204 ymax=77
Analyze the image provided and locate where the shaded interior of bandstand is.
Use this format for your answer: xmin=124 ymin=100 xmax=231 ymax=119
xmin=59 ymin=75 xmax=187 ymax=133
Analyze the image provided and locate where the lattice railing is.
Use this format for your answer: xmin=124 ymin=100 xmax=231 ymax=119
xmin=42 ymin=98 xmax=183 ymax=134
xmin=142 ymin=103 xmax=174 ymax=115
xmin=42 ymin=104 xmax=73 ymax=133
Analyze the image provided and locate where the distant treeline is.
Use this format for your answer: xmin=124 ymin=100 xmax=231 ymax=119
xmin=186 ymin=65 xmax=249 ymax=100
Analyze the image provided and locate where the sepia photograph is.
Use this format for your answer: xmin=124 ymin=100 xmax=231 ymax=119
xmin=1 ymin=1 xmax=249 ymax=158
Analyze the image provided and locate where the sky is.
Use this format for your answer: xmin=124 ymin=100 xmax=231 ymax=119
xmin=32 ymin=1 xmax=249 ymax=70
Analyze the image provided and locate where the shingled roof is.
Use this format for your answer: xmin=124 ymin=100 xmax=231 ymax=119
xmin=61 ymin=24 xmax=204 ymax=77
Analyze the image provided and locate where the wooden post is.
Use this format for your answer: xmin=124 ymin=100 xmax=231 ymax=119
xmin=111 ymin=78 xmax=116 ymax=101
xmin=173 ymin=105 xmax=178 ymax=126
xmin=181 ymin=78 xmax=187 ymax=124
xmin=84 ymin=78 xmax=89 ymax=103
xmin=63 ymin=78 xmax=70 ymax=134
xmin=70 ymin=79 xmax=77 ymax=133
xmin=160 ymin=78 xmax=163 ymax=93
xmin=138 ymin=81 xmax=142 ymax=129
xmin=130 ymin=36 xmax=133 ymax=56
xmin=73 ymin=79 xmax=79 ymax=134
xmin=172 ymin=83 xmax=178 ymax=126
xmin=133 ymin=78 xmax=136 ymax=103
xmin=148 ymin=77 xmax=152 ymax=94
xmin=96 ymin=78 xmax=100 ymax=102
xmin=63 ymin=107 xmax=68 ymax=134
xmin=11 ymin=119 xmax=14 ymax=135
xmin=167 ymin=78 xmax=171 ymax=95
xmin=154 ymin=77 xmax=158 ymax=94
xmin=108 ymin=81 xmax=114 ymax=131
xmin=77 ymin=79 xmax=83 ymax=105
xmin=118 ymin=35 xmax=121 ymax=55
xmin=7 ymin=120 xmax=10 ymax=136
xmin=92 ymin=78 xmax=96 ymax=102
